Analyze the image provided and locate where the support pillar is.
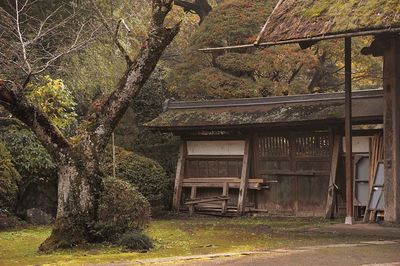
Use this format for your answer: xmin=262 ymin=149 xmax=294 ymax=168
xmin=237 ymin=139 xmax=250 ymax=215
xmin=172 ymin=142 xmax=187 ymax=212
xmin=344 ymin=37 xmax=354 ymax=225
xmin=383 ymin=34 xmax=400 ymax=223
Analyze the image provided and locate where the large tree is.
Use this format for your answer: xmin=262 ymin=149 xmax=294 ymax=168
xmin=0 ymin=0 xmax=181 ymax=250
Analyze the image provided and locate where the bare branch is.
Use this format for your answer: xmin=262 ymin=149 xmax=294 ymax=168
xmin=91 ymin=0 xmax=132 ymax=65
xmin=15 ymin=0 xmax=31 ymax=74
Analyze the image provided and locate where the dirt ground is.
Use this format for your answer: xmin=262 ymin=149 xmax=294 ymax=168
xmin=138 ymin=223 xmax=400 ymax=266
xmin=169 ymin=242 xmax=400 ymax=266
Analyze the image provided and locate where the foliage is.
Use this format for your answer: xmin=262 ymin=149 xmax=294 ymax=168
xmin=93 ymin=178 xmax=150 ymax=241
xmin=118 ymin=230 xmax=153 ymax=251
xmin=0 ymin=119 xmax=56 ymax=179
xmin=169 ymin=0 xmax=383 ymax=100
xmin=26 ymin=76 xmax=77 ymax=131
xmin=102 ymin=147 xmax=169 ymax=206
xmin=0 ymin=142 xmax=21 ymax=212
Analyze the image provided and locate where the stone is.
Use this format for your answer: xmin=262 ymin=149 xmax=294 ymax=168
xmin=26 ymin=208 xmax=54 ymax=225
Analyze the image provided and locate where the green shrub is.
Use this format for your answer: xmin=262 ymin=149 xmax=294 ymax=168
xmin=0 ymin=142 xmax=21 ymax=212
xmin=119 ymin=230 xmax=153 ymax=251
xmin=0 ymin=119 xmax=56 ymax=179
xmin=102 ymin=147 xmax=168 ymax=206
xmin=91 ymin=178 xmax=150 ymax=242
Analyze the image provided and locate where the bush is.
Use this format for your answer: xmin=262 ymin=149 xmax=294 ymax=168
xmin=102 ymin=147 xmax=168 ymax=206
xmin=0 ymin=119 xmax=58 ymax=220
xmin=0 ymin=119 xmax=56 ymax=178
xmin=91 ymin=178 xmax=151 ymax=242
xmin=119 ymin=230 xmax=153 ymax=251
xmin=0 ymin=142 xmax=21 ymax=212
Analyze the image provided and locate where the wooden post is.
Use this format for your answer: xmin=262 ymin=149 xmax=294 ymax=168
xmin=237 ymin=139 xmax=251 ymax=215
xmin=325 ymin=133 xmax=341 ymax=219
xmin=344 ymin=37 xmax=354 ymax=225
xmin=172 ymin=142 xmax=187 ymax=212
xmin=189 ymin=186 xmax=197 ymax=216
xmin=221 ymin=182 xmax=229 ymax=214
xmin=383 ymin=34 xmax=400 ymax=223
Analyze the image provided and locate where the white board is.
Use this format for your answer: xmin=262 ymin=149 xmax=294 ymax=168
xmin=187 ymin=140 xmax=245 ymax=156
xmin=343 ymin=136 xmax=370 ymax=153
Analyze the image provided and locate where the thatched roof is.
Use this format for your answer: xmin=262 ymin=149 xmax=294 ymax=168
xmin=256 ymin=0 xmax=400 ymax=44
xmin=145 ymin=89 xmax=383 ymax=132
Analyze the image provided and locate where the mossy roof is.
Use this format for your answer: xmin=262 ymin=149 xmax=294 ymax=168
xmin=145 ymin=89 xmax=383 ymax=131
xmin=257 ymin=0 xmax=400 ymax=43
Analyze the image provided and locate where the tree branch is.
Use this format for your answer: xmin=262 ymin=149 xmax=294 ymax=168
xmin=174 ymin=0 xmax=212 ymax=24
xmin=86 ymin=0 xmax=180 ymax=151
xmin=0 ymin=80 xmax=71 ymax=160
xmin=91 ymin=0 xmax=132 ymax=65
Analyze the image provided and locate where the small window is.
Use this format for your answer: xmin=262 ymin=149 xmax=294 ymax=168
xmin=295 ymin=135 xmax=330 ymax=158
xmin=258 ymin=136 xmax=290 ymax=158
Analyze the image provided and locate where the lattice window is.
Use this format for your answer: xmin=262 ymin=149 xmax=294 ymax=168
xmin=258 ymin=136 xmax=290 ymax=157
xmin=295 ymin=135 xmax=330 ymax=157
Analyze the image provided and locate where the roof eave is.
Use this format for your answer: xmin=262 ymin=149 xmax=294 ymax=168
xmin=145 ymin=116 xmax=383 ymax=133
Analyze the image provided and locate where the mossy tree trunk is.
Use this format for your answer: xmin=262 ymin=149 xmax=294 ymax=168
xmin=0 ymin=0 xmax=179 ymax=251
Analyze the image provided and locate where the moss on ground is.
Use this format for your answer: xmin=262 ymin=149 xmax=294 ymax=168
xmin=0 ymin=216 xmax=380 ymax=266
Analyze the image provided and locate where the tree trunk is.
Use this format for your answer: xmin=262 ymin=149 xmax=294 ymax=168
xmin=39 ymin=136 xmax=104 ymax=251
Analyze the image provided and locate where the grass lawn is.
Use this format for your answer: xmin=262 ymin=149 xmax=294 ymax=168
xmin=0 ymin=216 xmax=359 ymax=266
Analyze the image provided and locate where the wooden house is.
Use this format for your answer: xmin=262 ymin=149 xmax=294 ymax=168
xmin=198 ymin=0 xmax=400 ymax=223
xmin=146 ymin=89 xmax=383 ymax=218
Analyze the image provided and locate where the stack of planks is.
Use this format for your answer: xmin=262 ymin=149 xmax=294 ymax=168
xmin=363 ymin=134 xmax=384 ymax=222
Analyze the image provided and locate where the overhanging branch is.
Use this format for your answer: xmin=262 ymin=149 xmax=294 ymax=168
xmin=174 ymin=0 xmax=212 ymax=24
xmin=0 ymin=80 xmax=71 ymax=160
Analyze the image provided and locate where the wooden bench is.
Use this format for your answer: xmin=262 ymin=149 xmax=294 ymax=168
xmin=182 ymin=178 xmax=269 ymax=215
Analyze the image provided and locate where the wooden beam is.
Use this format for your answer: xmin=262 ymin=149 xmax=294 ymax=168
xmin=237 ymin=139 xmax=251 ymax=215
xmin=325 ymin=133 xmax=341 ymax=219
xmin=344 ymin=37 xmax=354 ymax=225
xmin=185 ymin=196 xmax=230 ymax=205
xmin=221 ymin=182 xmax=229 ymax=214
xmin=189 ymin=186 xmax=197 ymax=216
xmin=383 ymin=34 xmax=400 ymax=223
xmin=172 ymin=142 xmax=187 ymax=211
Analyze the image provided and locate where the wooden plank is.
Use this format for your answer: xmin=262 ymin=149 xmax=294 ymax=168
xmin=363 ymin=135 xmax=382 ymax=222
xmin=258 ymin=170 xmax=330 ymax=176
xmin=189 ymin=186 xmax=197 ymax=216
xmin=181 ymin=182 xmax=262 ymax=190
xmin=185 ymin=196 xmax=230 ymax=205
xmin=172 ymin=142 xmax=187 ymax=211
xmin=325 ymin=133 xmax=341 ymax=219
xmin=237 ymin=139 xmax=251 ymax=215
xmin=221 ymin=182 xmax=229 ymax=214
xmin=182 ymin=178 xmax=264 ymax=183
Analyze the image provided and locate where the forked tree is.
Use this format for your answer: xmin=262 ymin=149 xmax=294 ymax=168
xmin=0 ymin=0 xmax=184 ymax=250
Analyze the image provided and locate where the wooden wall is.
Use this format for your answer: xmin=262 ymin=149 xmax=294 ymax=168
xmin=254 ymin=131 xmax=332 ymax=216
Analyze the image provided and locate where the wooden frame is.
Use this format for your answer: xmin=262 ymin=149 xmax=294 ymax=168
xmin=325 ymin=133 xmax=341 ymax=219
xmin=172 ymin=142 xmax=187 ymax=211
xmin=237 ymin=139 xmax=251 ymax=215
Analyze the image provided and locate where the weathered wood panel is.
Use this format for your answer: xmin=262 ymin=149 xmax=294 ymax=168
xmin=187 ymin=140 xmax=245 ymax=156
xmin=185 ymin=158 xmax=243 ymax=178
xmin=254 ymin=131 xmax=332 ymax=216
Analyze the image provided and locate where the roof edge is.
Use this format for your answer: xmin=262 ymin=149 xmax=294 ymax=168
xmin=166 ymin=89 xmax=383 ymax=110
